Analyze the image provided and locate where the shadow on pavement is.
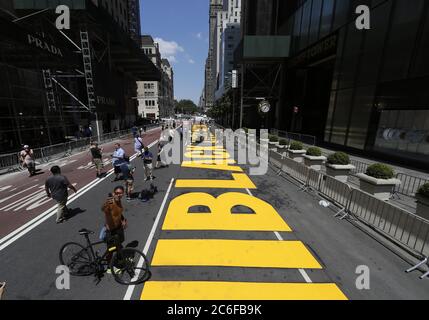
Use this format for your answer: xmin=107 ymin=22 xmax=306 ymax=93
xmin=65 ymin=208 xmax=86 ymax=220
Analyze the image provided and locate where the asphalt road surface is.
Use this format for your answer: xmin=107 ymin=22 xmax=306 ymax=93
xmin=0 ymin=123 xmax=428 ymax=300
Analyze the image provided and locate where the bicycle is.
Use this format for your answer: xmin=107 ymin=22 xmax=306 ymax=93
xmin=59 ymin=229 xmax=150 ymax=285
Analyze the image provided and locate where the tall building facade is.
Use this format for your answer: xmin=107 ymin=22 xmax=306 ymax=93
xmin=0 ymin=0 xmax=159 ymax=153
xmin=205 ymin=0 xmax=241 ymax=105
xmin=160 ymin=59 xmax=174 ymax=118
xmin=137 ymin=36 xmax=174 ymax=119
xmin=127 ymin=0 xmax=141 ymax=44
xmin=205 ymin=0 xmax=223 ymax=108
xmin=235 ymin=0 xmax=429 ymax=169
xmin=215 ymin=22 xmax=241 ymax=100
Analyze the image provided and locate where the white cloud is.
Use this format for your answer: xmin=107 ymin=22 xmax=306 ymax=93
xmin=188 ymin=59 xmax=195 ymax=64
xmin=154 ymin=37 xmax=184 ymax=63
xmin=196 ymin=32 xmax=203 ymax=39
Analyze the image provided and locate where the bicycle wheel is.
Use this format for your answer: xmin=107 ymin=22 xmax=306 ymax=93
xmin=59 ymin=242 xmax=94 ymax=276
xmin=110 ymin=248 xmax=150 ymax=285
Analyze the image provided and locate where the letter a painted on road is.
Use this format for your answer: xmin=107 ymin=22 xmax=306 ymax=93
xmin=162 ymin=192 xmax=291 ymax=231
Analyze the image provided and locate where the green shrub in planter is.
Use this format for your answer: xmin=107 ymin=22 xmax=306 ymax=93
xmin=269 ymin=135 xmax=279 ymax=142
xmin=417 ymin=183 xmax=429 ymax=198
xmin=306 ymin=147 xmax=322 ymax=157
xmin=365 ymin=163 xmax=395 ymax=180
xmin=279 ymin=138 xmax=288 ymax=146
xmin=327 ymin=152 xmax=350 ymax=165
xmin=289 ymin=141 xmax=303 ymax=151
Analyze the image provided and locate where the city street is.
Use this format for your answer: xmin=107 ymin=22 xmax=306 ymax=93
xmin=1 ymin=0 xmax=429 ymax=309
xmin=0 ymin=123 xmax=428 ymax=300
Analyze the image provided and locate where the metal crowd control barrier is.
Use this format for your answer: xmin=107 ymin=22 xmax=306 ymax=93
xmin=319 ymin=175 xmax=352 ymax=217
xmin=347 ymin=189 xmax=429 ymax=265
xmin=394 ymin=173 xmax=429 ymax=198
xmin=268 ymin=150 xmax=429 ymax=278
xmin=0 ymin=126 xmax=154 ymax=174
xmin=279 ymin=156 xmax=309 ymax=186
xmin=350 ymin=159 xmax=370 ymax=175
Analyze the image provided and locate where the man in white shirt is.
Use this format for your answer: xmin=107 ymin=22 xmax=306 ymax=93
xmin=112 ymin=143 xmax=125 ymax=181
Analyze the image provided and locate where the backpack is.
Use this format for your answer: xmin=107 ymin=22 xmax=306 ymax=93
xmin=140 ymin=184 xmax=158 ymax=202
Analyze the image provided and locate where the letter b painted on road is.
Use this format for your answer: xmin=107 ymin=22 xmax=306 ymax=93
xmin=162 ymin=192 xmax=291 ymax=232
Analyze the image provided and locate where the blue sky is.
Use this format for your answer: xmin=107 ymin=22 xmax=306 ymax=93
xmin=140 ymin=0 xmax=209 ymax=104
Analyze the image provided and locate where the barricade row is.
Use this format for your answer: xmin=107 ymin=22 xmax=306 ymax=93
xmin=268 ymin=151 xmax=429 ymax=260
xmin=214 ymin=124 xmax=429 ymax=265
xmin=0 ymin=127 xmax=155 ymax=174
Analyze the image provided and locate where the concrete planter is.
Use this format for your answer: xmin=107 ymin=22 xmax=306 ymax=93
xmin=326 ymin=164 xmax=356 ymax=183
xmin=357 ymin=173 xmax=401 ymax=201
xmin=303 ymin=155 xmax=327 ymax=171
xmin=415 ymin=194 xmax=429 ymax=220
xmin=288 ymin=149 xmax=306 ymax=163
xmin=277 ymin=144 xmax=289 ymax=150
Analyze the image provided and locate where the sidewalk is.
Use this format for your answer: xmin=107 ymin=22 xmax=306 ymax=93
xmin=276 ymin=143 xmax=429 ymax=215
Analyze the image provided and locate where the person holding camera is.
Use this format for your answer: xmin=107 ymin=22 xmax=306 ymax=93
xmin=101 ymin=186 xmax=128 ymax=260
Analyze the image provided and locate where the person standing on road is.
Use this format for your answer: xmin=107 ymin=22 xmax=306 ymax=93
xmin=112 ymin=143 xmax=125 ymax=181
xmin=45 ymin=166 xmax=77 ymax=224
xmin=120 ymin=157 xmax=135 ymax=201
xmin=90 ymin=142 xmax=104 ymax=178
xmin=141 ymin=147 xmax=155 ymax=181
xmin=134 ymin=135 xmax=144 ymax=156
xmin=20 ymin=145 xmax=36 ymax=177
xmin=131 ymin=125 xmax=138 ymax=138
xmin=101 ymin=186 xmax=128 ymax=260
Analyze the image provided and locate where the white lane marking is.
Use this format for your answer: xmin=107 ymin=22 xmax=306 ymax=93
xmin=274 ymin=231 xmax=313 ymax=283
xmin=6 ymin=186 xmax=47 ymax=212
xmin=0 ymin=185 xmax=39 ymax=205
xmin=123 ymin=178 xmax=175 ymax=301
xmin=0 ymin=140 xmax=159 ymax=251
xmin=0 ymin=186 xmax=12 ymax=192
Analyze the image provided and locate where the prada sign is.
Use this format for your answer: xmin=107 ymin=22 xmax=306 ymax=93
xmin=27 ymin=34 xmax=64 ymax=58
xmin=0 ymin=15 xmax=69 ymax=60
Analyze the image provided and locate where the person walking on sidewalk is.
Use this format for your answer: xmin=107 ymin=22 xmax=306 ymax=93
xmin=112 ymin=143 xmax=125 ymax=181
xmin=142 ymin=147 xmax=155 ymax=181
xmin=90 ymin=142 xmax=104 ymax=178
xmin=120 ymin=157 xmax=135 ymax=201
xmin=20 ymin=145 xmax=36 ymax=177
xmin=45 ymin=166 xmax=77 ymax=224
